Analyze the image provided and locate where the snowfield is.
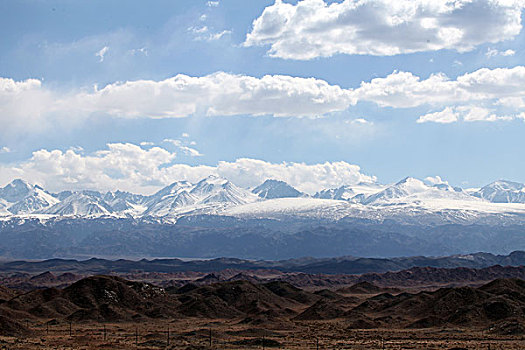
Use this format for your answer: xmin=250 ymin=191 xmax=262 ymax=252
xmin=0 ymin=176 xmax=524 ymax=225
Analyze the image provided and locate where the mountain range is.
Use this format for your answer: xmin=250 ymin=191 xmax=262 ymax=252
xmin=1 ymin=176 xmax=524 ymax=223
xmin=0 ymin=176 xmax=524 ymax=259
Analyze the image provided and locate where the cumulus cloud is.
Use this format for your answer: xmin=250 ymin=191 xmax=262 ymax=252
xmin=3 ymin=66 xmax=525 ymax=133
xmin=418 ymin=106 xmax=515 ymax=123
xmin=245 ymin=0 xmax=525 ymax=60
xmin=424 ymin=176 xmax=449 ymax=186
xmin=0 ymin=143 xmax=214 ymax=194
xmin=417 ymin=107 xmax=459 ymax=124
xmin=486 ymin=48 xmax=516 ymax=58
xmin=0 ymin=77 xmax=57 ymax=134
xmin=215 ymin=158 xmax=376 ymax=193
xmin=0 ymin=147 xmax=10 ymax=154
xmin=0 ymin=73 xmax=353 ymax=136
xmin=354 ymin=66 xmax=525 ymax=123
xmin=353 ymin=67 xmax=525 ymax=108
xmin=496 ymin=96 xmax=525 ymax=108
xmin=0 ymin=144 xmax=375 ymax=194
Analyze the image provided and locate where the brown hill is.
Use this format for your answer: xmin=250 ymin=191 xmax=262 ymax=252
xmin=337 ymin=281 xmax=401 ymax=294
xmin=294 ymin=299 xmax=346 ymax=320
xmin=3 ymin=275 xmax=180 ymax=322
xmin=356 ymin=265 xmax=525 ymax=288
xmin=0 ymin=285 xmax=16 ymax=302
xmin=0 ymin=315 xmax=29 ymax=337
xmin=0 ymin=275 xmax=523 ymax=334
xmin=174 ymin=280 xmax=309 ymax=319
xmin=347 ymin=279 xmax=525 ymax=331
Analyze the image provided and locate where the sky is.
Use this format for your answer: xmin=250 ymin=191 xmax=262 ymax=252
xmin=1 ymin=0 xmax=525 ymax=194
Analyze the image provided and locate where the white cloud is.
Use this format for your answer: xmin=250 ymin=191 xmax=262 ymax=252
xmin=206 ymin=1 xmax=219 ymax=7
xmin=95 ymin=46 xmax=109 ymax=62
xmin=353 ymin=66 xmax=525 ymax=109
xmin=486 ymin=48 xmax=516 ymax=58
xmin=4 ymin=66 xmax=525 ymax=134
xmin=425 ymin=176 xmax=449 ymax=186
xmin=0 ymin=147 xmax=10 ymax=154
xmin=486 ymin=48 xmax=499 ymax=58
xmin=245 ymin=0 xmax=525 ymax=60
xmin=189 ymin=26 xmax=232 ymax=41
xmin=346 ymin=118 xmax=372 ymax=125
xmin=208 ymin=29 xmax=232 ymax=41
xmin=457 ymin=106 xmax=494 ymax=122
xmin=502 ymin=49 xmax=516 ymax=56
xmin=418 ymin=106 xmax=516 ymax=123
xmin=0 ymin=143 xmax=194 ymax=194
xmin=215 ymin=158 xmax=376 ymax=193
xmin=129 ymin=47 xmax=148 ymax=56
xmin=140 ymin=141 xmax=155 ymax=146
xmin=0 ymin=72 xmax=353 ymax=135
xmin=0 ymin=144 xmax=375 ymax=194
xmin=0 ymin=77 xmax=58 ymax=135
xmin=417 ymin=107 xmax=459 ymax=124
xmin=163 ymin=138 xmax=203 ymax=157
xmin=496 ymin=96 xmax=525 ymax=108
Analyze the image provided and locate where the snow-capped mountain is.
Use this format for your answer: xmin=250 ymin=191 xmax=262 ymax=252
xmin=41 ymin=192 xmax=114 ymax=216
xmin=0 ymin=179 xmax=59 ymax=214
xmin=0 ymin=177 xmax=524 ymax=224
xmin=314 ymin=182 xmax=385 ymax=202
xmin=144 ymin=175 xmax=259 ymax=217
xmin=0 ymin=179 xmax=33 ymax=202
xmin=194 ymin=176 xmax=258 ymax=204
xmin=103 ymin=190 xmax=147 ymax=214
xmin=314 ymin=185 xmax=355 ymax=200
xmin=252 ymin=179 xmax=305 ymax=199
xmin=362 ymin=177 xmax=471 ymax=205
xmin=143 ymin=181 xmax=198 ymax=217
xmin=474 ymin=180 xmax=525 ymax=203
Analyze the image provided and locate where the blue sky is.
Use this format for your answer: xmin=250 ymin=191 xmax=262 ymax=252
xmin=1 ymin=0 xmax=524 ymax=194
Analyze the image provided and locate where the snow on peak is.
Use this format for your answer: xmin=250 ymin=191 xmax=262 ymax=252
xmin=314 ymin=185 xmax=355 ymax=201
xmin=143 ymin=176 xmax=258 ymax=217
xmin=363 ymin=176 xmax=471 ymax=205
xmin=252 ymin=179 xmax=304 ymax=199
xmin=0 ymin=179 xmax=34 ymax=202
xmin=42 ymin=192 xmax=113 ymax=216
xmin=474 ymin=179 xmax=525 ymax=203
xmin=1 ymin=176 xmax=524 ymax=221
xmin=314 ymin=182 xmax=385 ymax=202
xmin=0 ymin=179 xmax=59 ymax=214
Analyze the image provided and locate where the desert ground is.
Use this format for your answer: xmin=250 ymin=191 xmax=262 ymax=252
xmin=0 ymin=269 xmax=524 ymax=349
xmin=0 ymin=318 xmax=524 ymax=349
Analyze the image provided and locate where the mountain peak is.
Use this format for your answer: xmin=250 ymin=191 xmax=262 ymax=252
xmin=395 ymin=177 xmax=424 ymax=186
xmin=8 ymin=178 xmax=31 ymax=186
xmin=199 ymin=174 xmax=229 ymax=185
xmin=0 ymin=179 xmax=35 ymax=203
xmin=252 ymin=179 xmax=304 ymax=199
xmin=475 ymin=179 xmax=525 ymax=203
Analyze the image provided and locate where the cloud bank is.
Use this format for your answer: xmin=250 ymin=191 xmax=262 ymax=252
xmin=0 ymin=143 xmax=375 ymax=195
xmin=0 ymin=73 xmax=353 ymax=136
xmin=3 ymin=65 xmax=525 ymax=133
xmin=245 ymin=0 xmax=525 ymax=60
